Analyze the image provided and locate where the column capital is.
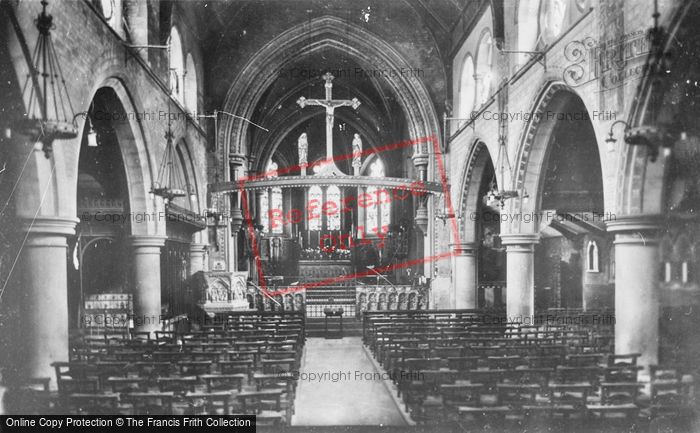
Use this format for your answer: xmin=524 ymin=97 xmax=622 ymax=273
xmin=411 ymin=153 xmax=429 ymax=169
xmin=18 ymin=216 xmax=79 ymax=236
xmin=450 ymin=242 xmax=477 ymax=255
xmin=500 ymin=233 xmax=539 ymax=253
xmin=129 ymin=235 xmax=167 ymax=249
xmin=606 ymin=215 xmax=663 ymax=233
xmin=499 ymin=233 xmax=540 ymax=245
xmin=607 ymin=215 xmax=662 ymax=246
xmin=189 ymin=243 xmax=208 ymax=253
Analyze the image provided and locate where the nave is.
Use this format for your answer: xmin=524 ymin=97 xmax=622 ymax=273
xmin=3 ymin=310 xmax=698 ymax=432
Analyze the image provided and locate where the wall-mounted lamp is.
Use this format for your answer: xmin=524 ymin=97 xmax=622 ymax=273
xmin=604 ymin=120 xmax=630 ymax=153
xmin=605 ymin=120 xmax=674 ymax=161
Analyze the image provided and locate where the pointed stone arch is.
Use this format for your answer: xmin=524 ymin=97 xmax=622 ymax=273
xmin=219 ymin=15 xmax=440 ymax=180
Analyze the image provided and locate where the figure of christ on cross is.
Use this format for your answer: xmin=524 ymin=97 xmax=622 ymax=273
xmin=297 ymin=72 xmax=361 ymax=175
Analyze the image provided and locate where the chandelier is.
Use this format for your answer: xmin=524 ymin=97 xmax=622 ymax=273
xmin=150 ymin=120 xmax=191 ymax=204
xmin=18 ymin=0 xmax=78 ymax=158
xmin=483 ymin=100 xmax=526 ymax=209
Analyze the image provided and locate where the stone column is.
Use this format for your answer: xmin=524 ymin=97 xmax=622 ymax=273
xmin=130 ymin=236 xmax=166 ymax=334
xmin=189 ymin=243 xmax=208 ymax=275
xmin=607 ymin=217 xmax=660 ymax=372
xmin=11 ymin=217 xmax=77 ymax=388
xmin=452 ymin=243 xmax=477 ymax=309
xmin=501 ymin=233 xmax=539 ymax=321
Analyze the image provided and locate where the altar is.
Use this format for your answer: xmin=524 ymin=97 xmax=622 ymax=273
xmin=298 ymin=259 xmax=353 ymax=280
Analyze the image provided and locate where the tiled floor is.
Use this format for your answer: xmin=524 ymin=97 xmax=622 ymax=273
xmin=292 ymin=337 xmax=407 ymax=426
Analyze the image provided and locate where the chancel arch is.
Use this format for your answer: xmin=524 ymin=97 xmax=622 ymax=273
xmin=219 ymin=15 xmax=441 ymax=170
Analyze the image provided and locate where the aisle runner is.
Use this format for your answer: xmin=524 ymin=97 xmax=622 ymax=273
xmin=292 ymin=337 xmax=407 ymax=426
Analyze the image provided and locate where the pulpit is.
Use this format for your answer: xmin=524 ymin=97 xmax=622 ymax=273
xmin=323 ymin=304 xmax=344 ymax=339
xmin=191 ymin=271 xmax=250 ymax=315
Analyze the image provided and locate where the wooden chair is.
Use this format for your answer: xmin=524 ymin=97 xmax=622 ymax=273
xmin=152 ymin=351 xmax=187 ymax=363
xmin=547 ymin=383 xmax=593 ymax=419
xmin=201 ymin=374 xmax=246 ymax=393
xmin=156 ymin=376 xmax=198 ymax=394
xmin=135 ymin=361 xmax=173 ymax=377
xmin=57 ymin=377 xmax=100 ymax=395
xmin=114 ymin=350 xmax=145 ymax=362
xmin=52 ymin=361 xmax=92 ymax=381
xmin=220 ymin=359 xmax=255 ymax=381
xmin=467 ymin=369 xmax=509 ymax=389
xmin=177 ymin=360 xmax=213 ymax=375
xmin=253 ymin=372 xmax=296 ymax=394
xmin=607 ymin=353 xmax=641 ymax=367
xmin=510 ymin=367 xmax=552 ymax=388
xmin=587 ymin=382 xmax=643 ymax=419
xmin=440 ymin=383 xmax=483 ymax=417
xmin=237 ymin=390 xmax=286 ymax=426
xmin=129 ymin=330 xmax=152 ymax=341
xmin=649 ymin=379 xmax=693 ymax=418
xmin=496 ymin=383 xmax=539 ymax=409
xmin=184 ymin=391 xmax=232 ymax=415
xmin=122 ymin=392 xmax=175 ymax=415
xmin=154 ymin=331 xmax=177 ymax=344
xmin=526 ymin=355 xmax=563 ymax=369
xmin=486 ymin=355 xmax=526 ymax=370
xmin=433 ymin=346 xmax=463 ymax=359
xmin=447 ymin=356 xmax=479 ymax=379
xmin=556 ymin=366 xmax=601 ymax=385
xmin=565 ymin=353 xmax=605 ymax=367
xmin=107 ymin=377 xmax=150 ymax=393
xmin=67 ymin=393 xmax=119 ymax=415
xmin=261 ymin=358 xmax=296 ymax=374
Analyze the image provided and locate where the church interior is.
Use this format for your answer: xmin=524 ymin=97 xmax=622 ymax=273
xmin=0 ymin=0 xmax=699 ymax=431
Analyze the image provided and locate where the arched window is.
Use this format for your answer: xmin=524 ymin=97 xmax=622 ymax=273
xmin=100 ymin=0 xmax=122 ymax=32
xmin=677 ymin=236 xmax=692 ymax=284
xmin=476 ymin=32 xmax=494 ymax=106
xmin=517 ymin=0 xmax=541 ymax=65
xmin=260 ymin=191 xmax=270 ymax=232
xmin=185 ymin=53 xmax=198 ymax=115
xmin=259 ymin=161 xmax=283 ymax=233
xmin=660 ymin=236 xmax=673 ymax=283
xmin=308 ymin=185 xmax=323 ymax=231
xmin=326 ymin=186 xmax=341 ymax=231
xmin=458 ymin=56 xmax=475 ymax=125
xmin=539 ymin=0 xmax=568 ymax=44
xmin=366 ymin=158 xmax=390 ymax=234
xmin=169 ymin=27 xmax=185 ymax=105
xmin=586 ymin=240 xmax=599 ymax=272
xmin=270 ymin=187 xmax=283 ymax=234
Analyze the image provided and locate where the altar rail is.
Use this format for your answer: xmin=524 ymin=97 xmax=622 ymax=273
xmin=355 ymin=284 xmax=428 ymax=317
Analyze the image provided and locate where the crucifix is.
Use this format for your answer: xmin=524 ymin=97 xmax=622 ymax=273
xmin=297 ymin=72 xmax=361 ymax=175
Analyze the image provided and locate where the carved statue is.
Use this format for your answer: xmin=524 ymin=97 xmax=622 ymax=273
xmin=298 ymin=132 xmax=308 ymax=165
xmin=352 ymin=133 xmax=362 ymax=170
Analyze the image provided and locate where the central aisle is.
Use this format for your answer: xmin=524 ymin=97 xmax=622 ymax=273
xmin=291 ymin=337 xmax=408 ymax=426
